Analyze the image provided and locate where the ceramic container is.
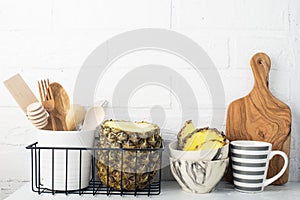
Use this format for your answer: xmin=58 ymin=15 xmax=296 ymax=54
xmin=37 ymin=129 xmax=95 ymax=191
xmin=170 ymin=157 xmax=229 ymax=193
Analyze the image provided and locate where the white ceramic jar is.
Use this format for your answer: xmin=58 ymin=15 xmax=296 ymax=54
xmin=36 ymin=129 xmax=95 ymax=191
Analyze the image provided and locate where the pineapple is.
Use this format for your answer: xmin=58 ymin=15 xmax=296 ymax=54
xmin=97 ymin=120 xmax=162 ymax=190
xmin=177 ymin=120 xmax=196 ymax=150
xmin=183 ymin=127 xmax=226 ymax=151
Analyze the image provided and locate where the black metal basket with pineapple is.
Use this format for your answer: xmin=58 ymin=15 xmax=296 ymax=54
xmin=97 ymin=120 xmax=163 ymax=192
xmin=26 ymin=120 xmax=164 ymax=197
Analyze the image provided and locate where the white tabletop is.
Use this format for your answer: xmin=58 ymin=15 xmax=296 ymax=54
xmin=5 ymin=181 xmax=300 ymax=200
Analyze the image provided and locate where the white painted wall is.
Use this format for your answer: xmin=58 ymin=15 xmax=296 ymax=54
xmin=0 ymin=0 xmax=300 ymax=197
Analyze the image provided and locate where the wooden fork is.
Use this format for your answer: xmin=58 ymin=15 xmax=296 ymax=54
xmin=38 ymin=79 xmax=57 ymax=131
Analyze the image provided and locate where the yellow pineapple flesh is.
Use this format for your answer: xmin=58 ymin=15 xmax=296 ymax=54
xmin=183 ymin=127 xmax=226 ymax=151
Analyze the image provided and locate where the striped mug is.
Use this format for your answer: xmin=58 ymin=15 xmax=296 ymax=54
xmin=230 ymin=140 xmax=288 ymax=193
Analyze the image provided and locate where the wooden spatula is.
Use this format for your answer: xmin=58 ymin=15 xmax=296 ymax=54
xmin=226 ymin=52 xmax=291 ymax=185
xmin=3 ymin=74 xmax=38 ymax=113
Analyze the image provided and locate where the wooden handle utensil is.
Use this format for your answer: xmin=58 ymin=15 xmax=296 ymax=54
xmin=49 ymin=82 xmax=71 ymax=131
xmin=38 ymin=79 xmax=57 ymax=131
xmin=4 ymin=74 xmax=38 ymax=113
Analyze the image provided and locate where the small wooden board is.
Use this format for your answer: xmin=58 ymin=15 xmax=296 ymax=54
xmin=226 ymin=53 xmax=291 ymax=185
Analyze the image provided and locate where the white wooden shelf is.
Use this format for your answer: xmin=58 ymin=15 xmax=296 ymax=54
xmin=5 ymin=181 xmax=300 ymax=200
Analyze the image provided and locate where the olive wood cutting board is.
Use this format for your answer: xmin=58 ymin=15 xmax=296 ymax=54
xmin=226 ymin=52 xmax=291 ymax=185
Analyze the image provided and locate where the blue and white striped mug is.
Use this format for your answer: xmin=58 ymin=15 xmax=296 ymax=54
xmin=230 ymin=140 xmax=288 ymax=193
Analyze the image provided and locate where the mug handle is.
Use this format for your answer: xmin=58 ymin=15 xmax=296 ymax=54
xmin=264 ymin=150 xmax=288 ymax=187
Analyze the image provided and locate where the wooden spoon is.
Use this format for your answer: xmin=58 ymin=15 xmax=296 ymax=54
xmin=49 ymin=82 xmax=70 ymax=131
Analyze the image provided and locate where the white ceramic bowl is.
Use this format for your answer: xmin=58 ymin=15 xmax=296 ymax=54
xmin=168 ymin=141 xmax=229 ymax=161
xmin=37 ymin=129 xmax=95 ymax=191
xmin=170 ymin=157 xmax=229 ymax=193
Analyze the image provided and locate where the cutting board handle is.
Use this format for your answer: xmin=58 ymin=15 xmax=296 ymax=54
xmin=250 ymin=52 xmax=271 ymax=89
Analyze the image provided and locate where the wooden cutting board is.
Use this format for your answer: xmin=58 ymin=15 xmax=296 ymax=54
xmin=226 ymin=52 xmax=291 ymax=185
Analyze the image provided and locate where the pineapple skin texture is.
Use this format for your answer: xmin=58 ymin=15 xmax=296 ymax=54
xmin=97 ymin=120 xmax=162 ymax=191
xmin=177 ymin=120 xmax=196 ymax=150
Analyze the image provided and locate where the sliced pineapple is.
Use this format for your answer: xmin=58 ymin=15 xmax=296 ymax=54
xmin=177 ymin=120 xmax=196 ymax=150
xmin=102 ymin=120 xmax=159 ymax=133
xmin=183 ymin=127 xmax=226 ymax=151
xmin=194 ymin=140 xmax=225 ymax=150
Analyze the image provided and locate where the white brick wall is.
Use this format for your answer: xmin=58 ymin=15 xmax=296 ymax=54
xmin=1 ymin=0 xmax=300 ymax=197
xmin=172 ymin=0 xmax=289 ymax=31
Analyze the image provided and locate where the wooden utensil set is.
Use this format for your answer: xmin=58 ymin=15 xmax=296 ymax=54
xmin=36 ymin=80 xmax=71 ymax=131
xmin=4 ymin=75 xmax=93 ymax=131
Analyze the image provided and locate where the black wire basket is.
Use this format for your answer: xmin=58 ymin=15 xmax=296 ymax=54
xmin=26 ymin=142 xmax=163 ymax=197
